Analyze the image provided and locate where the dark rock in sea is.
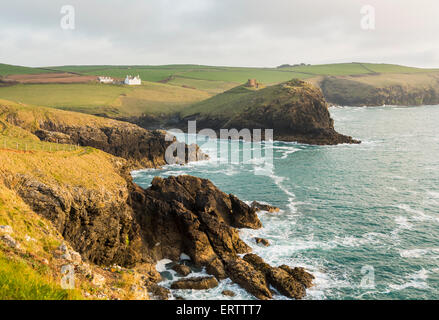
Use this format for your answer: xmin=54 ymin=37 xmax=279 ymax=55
xmin=279 ymin=265 xmax=315 ymax=289
xmin=172 ymin=264 xmax=192 ymax=277
xmin=130 ymin=175 xmax=259 ymax=266
xmin=223 ymin=256 xmax=272 ymax=300
xmin=222 ymin=290 xmax=236 ymax=297
xmin=255 ymin=237 xmax=270 ymax=247
xmin=251 ymin=201 xmax=280 ymax=213
xmin=243 ymin=254 xmax=311 ymax=300
xmin=171 ymin=276 xmax=219 ymax=290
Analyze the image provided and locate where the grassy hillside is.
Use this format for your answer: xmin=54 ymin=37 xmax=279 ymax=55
xmin=0 ymin=64 xmax=54 ymax=77
xmin=0 ymin=182 xmax=82 ymax=300
xmin=0 ymin=82 xmax=210 ymax=118
xmin=314 ymin=71 xmax=439 ymax=106
xmin=2 ymin=62 xmax=438 ymax=118
xmin=50 ymin=62 xmax=436 ymax=83
xmin=0 ymin=101 xmax=160 ymax=299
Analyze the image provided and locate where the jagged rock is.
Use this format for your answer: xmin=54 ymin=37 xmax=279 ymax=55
xmin=1 ymin=234 xmax=20 ymax=249
xmin=223 ymin=256 xmax=272 ymax=300
xmin=0 ymin=225 xmax=13 ymax=234
xmin=148 ymin=284 xmax=170 ymax=300
xmin=172 ymin=264 xmax=191 ymax=277
xmin=34 ymin=129 xmax=71 ymax=144
xmin=32 ymin=124 xmax=206 ymax=169
xmin=222 ymin=290 xmax=236 ymax=297
xmin=171 ymin=276 xmax=219 ymax=290
xmin=11 ymin=173 xmax=143 ymax=267
xmin=250 ymin=201 xmax=280 ymax=213
xmin=205 ymin=257 xmax=227 ymax=280
xmin=130 ymin=175 xmax=258 ymax=267
xmin=255 ymin=237 xmax=270 ymax=247
xmin=243 ymin=254 xmax=308 ymax=300
xmin=181 ymin=79 xmax=360 ymax=145
xmin=279 ymin=265 xmax=315 ymax=288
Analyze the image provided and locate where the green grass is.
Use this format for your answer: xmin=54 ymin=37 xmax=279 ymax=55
xmin=181 ymin=81 xmax=293 ymax=118
xmin=167 ymin=76 xmax=239 ymax=94
xmin=0 ymin=64 xmax=54 ymax=77
xmin=0 ymin=82 xmax=210 ymax=117
xmin=0 ymin=253 xmax=80 ymax=300
xmin=0 ymin=83 xmax=128 ymax=109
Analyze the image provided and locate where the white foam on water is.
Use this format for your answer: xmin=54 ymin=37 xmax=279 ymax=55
xmin=389 ymin=269 xmax=430 ymax=291
xmin=156 ymin=259 xmax=173 ymax=272
xmin=396 ymin=204 xmax=439 ymax=223
xmin=399 ymin=248 xmax=439 ymax=259
xmin=391 ymin=215 xmax=414 ymax=239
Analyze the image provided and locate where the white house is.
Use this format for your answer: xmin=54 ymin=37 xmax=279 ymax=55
xmin=98 ymin=76 xmax=114 ymax=84
xmin=124 ymin=75 xmax=141 ymax=85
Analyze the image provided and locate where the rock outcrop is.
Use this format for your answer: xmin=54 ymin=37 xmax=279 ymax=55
xmin=171 ymin=276 xmax=219 ymax=290
xmin=244 ymin=254 xmax=314 ymax=299
xmin=1 ymin=103 xmax=207 ymax=169
xmin=318 ymin=73 xmax=439 ymax=107
xmin=181 ymin=79 xmax=360 ymax=145
xmin=129 ymin=175 xmax=259 ymax=278
xmin=130 ymin=175 xmax=313 ymax=299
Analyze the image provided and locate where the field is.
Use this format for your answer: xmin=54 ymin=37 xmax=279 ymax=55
xmin=3 ymin=73 xmax=97 ymax=84
xmin=0 ymin=63 xmax=54 ymax=77
xmin=0 ymin=82 xmax=210 ymax=117
xmin=1 ymin=62 xmax=438 ymax=118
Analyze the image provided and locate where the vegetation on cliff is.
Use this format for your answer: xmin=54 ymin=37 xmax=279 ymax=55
xmin=0 ymin=100 xmax=313 ymax=299
xmin=314 ymin=72 xmax=439 ymax=106
xmin=181 ymin=79 xmax=359 ymax=145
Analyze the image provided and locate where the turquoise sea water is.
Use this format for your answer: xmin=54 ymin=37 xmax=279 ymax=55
xmin=132 ymin=105 xmax=439 ymax=300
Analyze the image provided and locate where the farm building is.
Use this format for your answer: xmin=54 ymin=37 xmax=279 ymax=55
xmin=124 ymin=75 xmax=141 ymax=85
xmin=98 ymin=76 xmax=114 ymax=84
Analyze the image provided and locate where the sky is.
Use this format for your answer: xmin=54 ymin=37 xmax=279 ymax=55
xmin=0 ymin=0 xmax=438 ymax=68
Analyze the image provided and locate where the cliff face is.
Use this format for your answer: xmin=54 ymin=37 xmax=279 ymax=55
xmin=180 ymin=79 xmax=359 ymax=145
xmin=318 ymin=73 xmax=439 ymax=107
xmin=129 ymin=175 xmax=314 ymax=299
xmin=0 ymin=100 xmax=313 ymax=299
xmin=1 ymin=156 xmax=314 ymax=299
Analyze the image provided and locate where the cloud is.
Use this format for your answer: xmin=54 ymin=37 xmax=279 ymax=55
xmin=0 ymin=0 xmax=438 ymax=67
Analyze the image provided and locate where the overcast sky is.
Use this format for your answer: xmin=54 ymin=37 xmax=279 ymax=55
xmin=1 ymin=0 xmax=438 ymax=68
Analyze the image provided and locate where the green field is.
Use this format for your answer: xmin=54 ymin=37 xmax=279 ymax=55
xmin=0 ymin=64 xmax=54 ymax=77
xmin=1 ymin=62 xmax=438 ymax=118
xmin=0 ymin=82 xmax=210 ymax=117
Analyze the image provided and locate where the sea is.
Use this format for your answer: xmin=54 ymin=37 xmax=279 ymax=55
xmin=132 ymin=105 xmax=439 ymax=300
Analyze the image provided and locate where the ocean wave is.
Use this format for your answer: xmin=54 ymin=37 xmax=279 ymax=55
xmin=388 ymin=269 xmax=430 ymax=291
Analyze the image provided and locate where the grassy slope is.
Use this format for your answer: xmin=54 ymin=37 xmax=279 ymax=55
xmin=0 ymin=82 xmax=210 ymax=117
xmin=0 ymin=181 xmax=82 ymax=300
xmin=2 ymin=62 xmax=438 ymax=118
xmin=0 ymin=102 xmax=150 ymax=299
xmin=0 ymin=64 xmax=54 ymax=77
xmin=180 ymin=82 xmax=298 ymax=118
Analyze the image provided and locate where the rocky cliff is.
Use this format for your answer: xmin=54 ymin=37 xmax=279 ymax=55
xmin=1 ymin=153 xmax=314 ymax=299
xmin=0 ymin=101 xmax=207 ymax=168
xmin=180 ymin=79 xmax=359 ymax=145
xmin=317 ymin=73 xmax=439 ymax=107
